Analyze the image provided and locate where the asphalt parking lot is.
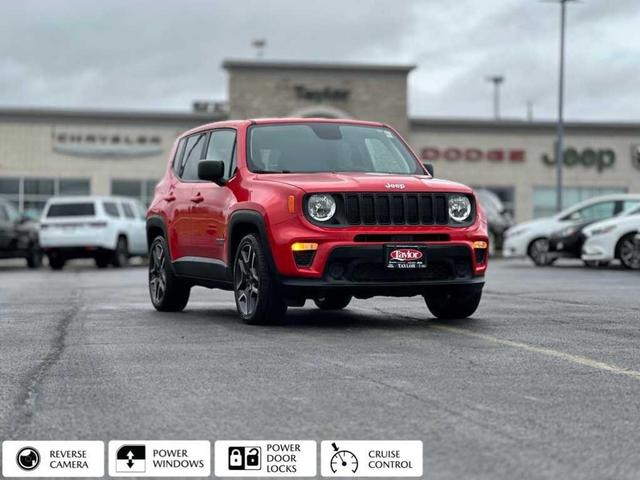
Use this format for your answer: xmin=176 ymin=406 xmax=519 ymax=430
xmin=1 ymin=259 xmax=639 ymax=479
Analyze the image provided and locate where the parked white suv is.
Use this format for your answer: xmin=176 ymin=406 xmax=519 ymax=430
xmin=503 ymin=194 xmax=640 ymax=266
xmin=581 ymin=205 xmax=640 ymax=269
xmin=39 ymin=196 xmax=147 ymax=270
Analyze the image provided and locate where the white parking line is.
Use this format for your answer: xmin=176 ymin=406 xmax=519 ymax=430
xmin=432 ymin=324 xmax=640 ymax=380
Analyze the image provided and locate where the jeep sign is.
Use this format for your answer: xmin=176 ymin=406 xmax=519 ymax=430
xmin=541 ymin=147 xmax=616 ymax=172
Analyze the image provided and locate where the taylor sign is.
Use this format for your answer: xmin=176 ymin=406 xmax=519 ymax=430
xmin=420 ymin=147 xmax=525 ymax=162
xmin=541 ymin=147 xmax=616 ymax=172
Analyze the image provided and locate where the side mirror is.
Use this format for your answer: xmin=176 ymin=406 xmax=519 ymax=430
xmin=198 ymin=160 xmax=225 ymax=183
xmin=423 ymin=162 xmax=434 ymax=176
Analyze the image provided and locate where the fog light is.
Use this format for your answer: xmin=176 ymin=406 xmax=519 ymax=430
xmin=291 ymin=242 xmax=318 ymax=251
xmin=473 ymin=241 xmax=488 ymax=249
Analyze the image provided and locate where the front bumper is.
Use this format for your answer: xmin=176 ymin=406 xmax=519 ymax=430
xmin=581 ymin=235 xmax=615 ymax=262
xmin=502 ymin=235 xmax=528 ymax=258
xmin=280 ymin=244 xmax=485 ymax=299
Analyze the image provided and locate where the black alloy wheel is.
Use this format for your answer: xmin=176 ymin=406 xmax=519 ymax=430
xmin=233 ymin=234 xmax=287 ymax=324
xmin=148 ymin=236 xmax=190 ymax=311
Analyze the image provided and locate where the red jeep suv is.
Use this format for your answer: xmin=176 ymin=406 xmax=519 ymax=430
xmin=146 ymin=118 xmax=488 ymax=324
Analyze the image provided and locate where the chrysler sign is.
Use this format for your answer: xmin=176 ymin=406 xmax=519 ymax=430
xmin=53 ymin=132 xmax=163 ymax=159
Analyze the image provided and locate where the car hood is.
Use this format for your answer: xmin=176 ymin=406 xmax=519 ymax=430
xmin=583 ymin=214 xmax=640 ymax=234
xmin=253 ymin=172 xmax=473 ymax=194
xmin=505 ymin=217 xmax=560 ymax=237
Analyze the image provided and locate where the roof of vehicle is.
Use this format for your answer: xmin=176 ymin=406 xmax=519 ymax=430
xmin=44 ymin=195 xmax=143 ymax=204
xmin=180 ymin=117 xmax=387 ymax=137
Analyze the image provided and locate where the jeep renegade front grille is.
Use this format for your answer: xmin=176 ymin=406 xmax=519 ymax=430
xmin=303 ymin=192 xmax=475 ymax=227
xmin=342 ymin=193 xmax=449 ymax=225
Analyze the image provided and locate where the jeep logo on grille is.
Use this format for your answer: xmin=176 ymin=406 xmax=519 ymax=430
xmin=390 ymin=248 xmax=423 ymax=261
xmin=385 ymin=183 xmax=406 ymax=189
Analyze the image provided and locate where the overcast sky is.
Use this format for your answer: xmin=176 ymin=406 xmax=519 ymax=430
xmin=0 ymin=0 xmax=638 ymax=121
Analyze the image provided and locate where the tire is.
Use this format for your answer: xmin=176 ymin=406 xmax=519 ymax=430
xmin=233 ymin=233 xmax=287 ymax=325
xmin=111 ymin=236 xmax=129 ymax=268
xmin=528 ymin=237 xmax=554 ymax=266
xmin=48 ymin=253 xmax=65 ymax=271
xmin=617 ymin=234 xmax=640 ymax=270
xmin=314 ymin=293 xmax=352 ymax=310
xmin=26 ymin=244 xmax=43 ymax=269
xmin=425 ymin=288 xmax=482 ymax=320
xmin=95 ymin=255 xmax=110 ymax=269
xmin=148 ymin=236 xmax=190 ymax=312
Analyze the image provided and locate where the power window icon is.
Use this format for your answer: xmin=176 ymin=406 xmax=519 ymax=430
xmin=116 ymin=445 xmax=146 ymax=473
xmin=228 ymin=446 xmax=261 ymax=470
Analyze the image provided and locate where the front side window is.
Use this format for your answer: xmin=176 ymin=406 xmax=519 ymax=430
xmin=206 ymin=130 xmax=237 ymax=180
xmin=572 ymin=201 xmax=617 ymax=222
xmin=247 ymin=123 xmax=421 ymax=175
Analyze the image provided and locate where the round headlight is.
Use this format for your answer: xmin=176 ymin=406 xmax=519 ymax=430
xmin=448 ymin=195 xmax=472 ymax=223
xmin=307 ymin=194 xmax=336 ymax=222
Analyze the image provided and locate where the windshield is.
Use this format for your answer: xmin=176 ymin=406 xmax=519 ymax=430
xmin=622 ymin=204 xmax=640 ymax=216
xmin=247 ymin=123 xmax=422 ymax=175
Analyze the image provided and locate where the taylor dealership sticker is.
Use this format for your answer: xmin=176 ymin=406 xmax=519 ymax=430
xmin=320 ymin=441 xmax=423 ymax=477
xmin=2 ymin=441 xmax=104 ymax=477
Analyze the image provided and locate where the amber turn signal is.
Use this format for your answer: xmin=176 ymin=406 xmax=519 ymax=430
xmin=473 ymin=241 xmax=488 ymax=249
xmin=291 ymin=242 xmax=319 ymax=251
xmin=288 ymin=195 xmax=295 ymax=213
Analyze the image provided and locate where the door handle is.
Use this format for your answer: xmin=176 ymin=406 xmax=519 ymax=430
xmin=164 ymin=193 xmax=176 ymax=202
xmin=190 ymin=194 xmax=204 ymax=204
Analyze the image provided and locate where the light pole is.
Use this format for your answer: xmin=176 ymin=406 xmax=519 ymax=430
xmin=486 ymin=75 xmax=504 ymax=120
xmin=548 ymin=0 xmax=577 ymax=212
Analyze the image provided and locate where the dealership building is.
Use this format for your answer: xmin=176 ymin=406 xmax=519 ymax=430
xmin=1 ymin=59 xmax=639 ymax=222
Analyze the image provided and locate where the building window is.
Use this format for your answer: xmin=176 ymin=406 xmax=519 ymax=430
xmin=533 ymin=186 xmax=626 ymax=219
xmin=0 ymin=176 xmax=90 ymax=218
xmin=111 ymin=179 xmax=157 ymax=206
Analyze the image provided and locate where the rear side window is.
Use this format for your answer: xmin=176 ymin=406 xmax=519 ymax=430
xmin=180 ymin=134 xmax=207 ymax=181
xmin=103 ymin=202 xmax=120 ymax=218
xmin=172 ymin=138 xmax=187 ymax=175
xmin=122 ymin=202 xmax=135 ymax=219
xmin=47 ymin=203 xmax=95 ymax=217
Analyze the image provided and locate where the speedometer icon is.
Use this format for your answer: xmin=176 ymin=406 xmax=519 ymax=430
xmin=330 ymin=449 xmax=358 ymax=474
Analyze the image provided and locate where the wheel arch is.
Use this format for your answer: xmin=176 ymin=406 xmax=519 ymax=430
xmin=227 ymin=210 xmax=278 ymax=278
xmin=146 ymin=215 xmax=168 ymax=249
xmin=615 ymin=231 xmax=639 ymax=259
xmin=526 ymin=236 xmax=548 ymax=257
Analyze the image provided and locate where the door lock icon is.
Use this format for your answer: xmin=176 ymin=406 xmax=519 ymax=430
xmin=228 ymin=446 xmax=261 ymax=470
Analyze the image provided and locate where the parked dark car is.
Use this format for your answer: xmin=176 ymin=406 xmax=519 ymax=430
xmin=548 ymin=221 xmax=593 ymax=264
xmin=0 ymin=198 xmax=42 ymax=268
xmin=475 ymin=188 xmax=513 ymax=255
xmin=548 ymin=199 xmax=634 ymax=265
